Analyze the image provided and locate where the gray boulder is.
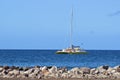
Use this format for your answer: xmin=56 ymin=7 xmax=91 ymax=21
xmin=48 ymin=66 xmax=57 ymax=73
xmin=115 ymin=66 xmax=120 ymax=72
xmin=114 ymin=65 xmax=120 ymax=69
xmin=34 ymin=68 xmax=40 ymax=74
xmin=113 ymin=65 xmax=120 ymax=72
xmin=70 ymin=67 xmax=81 ymax=75
xmin=80 ymin=67 xmax=90 ymax=74
xmin=24 ymin=68 xmax=34 ymax=74
xmin=2 ymin=70 xmax=9 ymax=75
xmin=107 ymin=67 xmax=116 ymax=74
xmin=8 ymin=70 xmax=20 ymax=75
xmin=37 ymin=74 xmax=42 ymax=79
xmin=0 ymin=67 xmax=3 ymax=72
xmin=97 ymin=66 xmax=107 ymax=73
xmin=29 ymin=73 xmax=36 ymax=78
xmin=90 ymin=68 xmax=96 ymax=75
xmin=102 ymin=65 xmax=109 ymax=70
xmin=113 ymin=72 xmax=120 ymax=78
xmin=3 ymin=66 xmax=9 ymax=70
xmin=61 ymin=73 xmax=69 ymax=78
xmin=41 ymin=66 xmax=47 ymax=72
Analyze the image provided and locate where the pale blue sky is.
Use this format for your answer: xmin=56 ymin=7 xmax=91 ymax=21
xmin=0 ymin=0 xmax=120 ymax=50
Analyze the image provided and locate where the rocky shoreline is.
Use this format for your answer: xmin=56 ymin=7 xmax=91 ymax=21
xmin=0 ymin=65 xmax=120 ymax=79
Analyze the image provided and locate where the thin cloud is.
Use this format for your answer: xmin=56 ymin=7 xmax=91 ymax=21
xmin=108 ymin=11 xmax=120 ymax=16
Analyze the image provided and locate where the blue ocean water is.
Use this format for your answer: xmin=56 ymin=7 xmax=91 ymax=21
xmin=0 ymin=50 xmax=120 ymax=68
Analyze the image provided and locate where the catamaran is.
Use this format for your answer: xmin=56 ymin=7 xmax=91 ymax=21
xmin=56 ymin=8 xmax=87 ymax=54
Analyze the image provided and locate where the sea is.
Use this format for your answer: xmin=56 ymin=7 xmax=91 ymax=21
xmin=0 ymin=50 xmax=120 ymax=68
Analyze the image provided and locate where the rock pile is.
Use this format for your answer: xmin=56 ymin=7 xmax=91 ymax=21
xmin=0 ymin=65 xmax=120 ymax=79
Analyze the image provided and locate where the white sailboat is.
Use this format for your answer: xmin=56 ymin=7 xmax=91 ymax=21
xmin=56 ymin=8 xmax=87 ymax=54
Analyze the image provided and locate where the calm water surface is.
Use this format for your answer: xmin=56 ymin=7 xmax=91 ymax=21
xmin=0 ymin=50 xmax=120 ymax=68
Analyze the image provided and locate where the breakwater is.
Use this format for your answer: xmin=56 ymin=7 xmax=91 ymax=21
xmin=0 ymin=65 xmax=120 ymax=79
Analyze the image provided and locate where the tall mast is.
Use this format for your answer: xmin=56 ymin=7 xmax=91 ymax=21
xmin=70 ymin=7 xmax=73 ymax=49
